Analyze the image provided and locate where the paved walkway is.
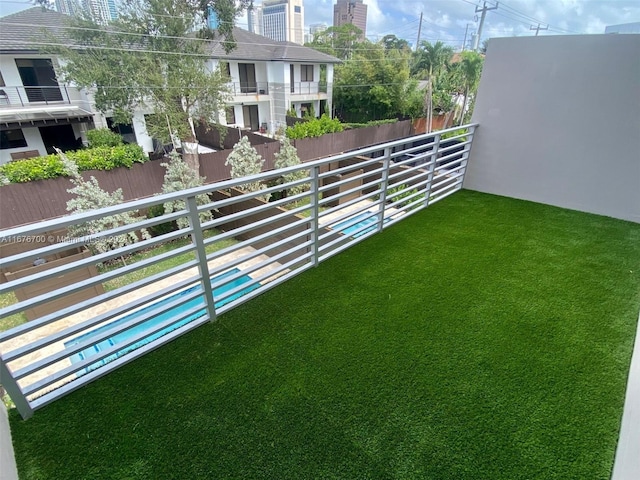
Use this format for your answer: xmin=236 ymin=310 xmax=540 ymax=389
xmin=611 ymin=310 xmax=640 ymax=480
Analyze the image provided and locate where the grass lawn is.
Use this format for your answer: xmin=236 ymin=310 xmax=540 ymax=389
xmin=7 ymin=190 xmax=640 ymax=479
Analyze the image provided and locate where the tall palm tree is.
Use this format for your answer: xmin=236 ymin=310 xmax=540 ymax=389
xmin=414 ymin=41 xmax=454 ymax=132
xmin=458 ymin=51 xmax=484 ymax=125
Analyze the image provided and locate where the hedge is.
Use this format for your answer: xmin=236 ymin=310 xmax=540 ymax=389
xmin=285 ymin=114 xmax=344 ymax=139
xmin=0 ymin=144 xmax=147 ymax=183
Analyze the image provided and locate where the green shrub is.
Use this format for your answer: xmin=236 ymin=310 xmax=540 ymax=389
xmin=285 ymin=114 xmax=344 ymax=139
xmin=344 ymin=119 xmax=397 ymax=129
xmin=0 ymin=144 xmax=146 ymax=183
xmin=87 ymin=128 xmax=123 ymax=148
xmin=146 ymin=203 xmax=178 ymax=237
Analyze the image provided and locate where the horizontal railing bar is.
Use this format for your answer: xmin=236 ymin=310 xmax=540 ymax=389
xmin=0 ymin=228 xmax=194 ymax=294
xmin=22 ymin=301 xmax=208 ymax=396
xmin=13 ymin=287 xmax=205 ymax=382
xmin=388 ymin=152 xmax=434 ymax=170
xmin=0 ymin=243 xmax=195 ymax=320
xmin=206 ymin=222 xmax=311 ymax=268
xmin=319 ymin=203 xmax=382 ymax=233
xmin=0 ymin=124 xmax=477 ymax=242
xmin=434 ymin=158 xmax=464 ymax=173
xmin=389 ymin=143 xmax=435 ymax=159
xmin=28 ymin=314 xmax=212 ymax=410
xmin=214 ymin=239 xmax=313 ymax=303
xmin=317 ymin=166 xmax=386 ymax=194
xmin=317 ymin=157 xmax=383 ymax=179
xmin=3 ymin=274 xmax=202 ymax=363
xmin=203 ymin=183 xmax=310 ymax=214
xmin=317 ymin=195 xmax=381 ymax=224
xmin=215 ymin=257 xmax=314 ymax=316
xmin=387 ymin=164 xmax=432 ymax=182
xmin=0 ymin=212 xmax=188 ymax=269
xmin=432 ymin=170 xmax=465 ymax=189
xmin=431 ymin=182 xmax=464 ymax=200
xmin=436 ymin=139 xmax=472 ymax=156
xmin=0 ymin=258 xmax=198 ymax=344
xmin=205 ymin=205 xmax=309 ymax=245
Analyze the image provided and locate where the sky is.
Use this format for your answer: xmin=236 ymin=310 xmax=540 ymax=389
xmin=1 ymin=0 xmax=639 ymax=50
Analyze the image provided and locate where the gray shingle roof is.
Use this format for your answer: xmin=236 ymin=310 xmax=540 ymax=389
xmin=208 ymin=28 xmax=341 ymax=64
xmin=0 ymin=8 xmax=341 ymax=64
xmin=0 ymin=7 xmax=72 ymax=53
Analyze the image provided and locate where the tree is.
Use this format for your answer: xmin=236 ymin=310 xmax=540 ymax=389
xmin=333 ymin=43 xmax=420 ymax=122
xmin=306 ymin=24 xmax=365 ymax=60
xmin=457 ymin=51 xmax=484 ymax=125
xmin=412 ymin=41 xmax=454 ymax=132
xmin=274 ymin=137 xmax=307 ymax=196
xmin=61 ymin=150 xmax=149 ymax=258
xmin=160 ymin=151 xmax=213 ymax=229
xmin=54 ymin=0 xmax=251 ymax=173
xmin=225 ymin=136 xmax=265 ymax=195
xmin=380 ymin=35 xmax=410 ymax=52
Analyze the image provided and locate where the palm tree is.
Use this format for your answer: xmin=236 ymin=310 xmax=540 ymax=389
xmin=413 ymin=41 xmax=454 ymax=132
xmin=458 ymin=51 xmax=484 ymax=125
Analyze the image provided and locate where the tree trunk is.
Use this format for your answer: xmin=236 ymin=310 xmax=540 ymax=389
xmin=459 ymin=87 xmax=469 ymax=126
xmin=182 ymin=140 xmax=200 ymax=174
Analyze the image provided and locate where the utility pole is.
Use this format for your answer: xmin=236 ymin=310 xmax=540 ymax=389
xmin=530 ymin=23 xmax=548 ymax=36
xmin=462 ymin=23 xmax=472 ymax=51
xmin=416 ymin=12 xmax=423 ymax=51
xmin=473 ymin=1 xmax=498 ymax=51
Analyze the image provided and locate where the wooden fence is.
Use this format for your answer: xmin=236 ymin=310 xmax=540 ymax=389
xmin=194 ymin=124 xmax=277 ymax=150
xmin=0 ymin=120 xmax=415 ymax=229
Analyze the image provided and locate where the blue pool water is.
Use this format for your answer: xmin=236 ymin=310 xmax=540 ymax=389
xmin=65 ymin=268 xmax=259 ymax=374
xmin=334 ymin=211 xmax=388 ymax=238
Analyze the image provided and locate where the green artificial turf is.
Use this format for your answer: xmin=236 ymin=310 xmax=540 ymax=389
xmin=8 ymin=190 xmax=640 ymax=479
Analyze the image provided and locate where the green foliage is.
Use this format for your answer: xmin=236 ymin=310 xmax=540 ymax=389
xmin=0 ymin=145 xmax=146 ymax=183
xmin=160 ymin=151 xmax=213 ymax=229
xmin=343 ymin=119 xmax=397 ymax=129
xmin=87 ymin=128 xmax=123 ymax=148
xmin=333 ymin=44 xmax=419 ymax=122
xmin=274 ymin=137 xmax=307 ymax=196
xmin=285 ymin=114 xmax=343 ymax=139
xmin=286 ymin=106 xmax=298 ymax=117
xmin=61 ymin=151 xmax=150 ymax=255
xmin=386 ymin=183 xmax=419 ymax=210
xmin=305 ymin=23 xmax=365 ymax=60
xmin=52 ymin=0 xmax=237 ymax=147
xmin=146 ymin=203 xmax=178 ymax=237
xmin=225 ymin=136 xmax=265 ymax=195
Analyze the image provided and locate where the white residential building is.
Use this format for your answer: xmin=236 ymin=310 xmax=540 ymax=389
xmin=262 ymin=0 xmax=304 ymax=45
xmin=0 ymin=8 xmax=339 ymax=164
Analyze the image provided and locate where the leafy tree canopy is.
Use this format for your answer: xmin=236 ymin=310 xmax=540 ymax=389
xmin=305 ymin=23 xmax=366 ymax=60
xmin=380 ymin=34 xmax=410 ymax=52
xmin=52 ymin=0 xmax=250 ymax=149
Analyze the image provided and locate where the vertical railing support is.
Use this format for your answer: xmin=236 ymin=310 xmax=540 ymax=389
xmin=458 ymin=125 xmax=476 ymax=189
xmin=1 ymin=359 xmax=33 ymax=420
xmin=424 ymin=134 xmax=441 ymax=207
xmin=377 ymin=147 xmax=391 ymax=231
xmin=186 ymin=196 xmax=217 ymax=323
xmin=309 ymin=166 xmax=321 ymax=267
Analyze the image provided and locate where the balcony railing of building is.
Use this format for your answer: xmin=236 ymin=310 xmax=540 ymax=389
xmin=227 ymin=82 xmax=270 ymax=96
xmin=290 ymin=82 xmax=327 ymax=95
xmin=0 ymin=85 xmax=78 ymax=108
xmin=0 ymin=124 xmax=477 ymax=419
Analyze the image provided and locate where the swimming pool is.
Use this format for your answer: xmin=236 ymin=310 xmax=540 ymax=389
xmin=334 ymin=211 xmax=388 ymax=238
xmin=65 ymin=268 xmax=259 ymax=374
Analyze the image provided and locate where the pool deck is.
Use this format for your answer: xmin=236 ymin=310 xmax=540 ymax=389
xmin=0 ymin=245 xmax=284 ymax=399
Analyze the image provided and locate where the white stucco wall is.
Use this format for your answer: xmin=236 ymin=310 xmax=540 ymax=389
xmin=0 ymin=402 xmax=18 ymax=480
xmin=464 ymin=34 xmax=640 ymax=223
xmin=0 ymin=127 xmax=47 ymax=165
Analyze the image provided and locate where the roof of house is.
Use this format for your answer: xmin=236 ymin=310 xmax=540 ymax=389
xmin=0 ymin=7 xmax=73 ymax=53
xmin=0 ymin=8 xmax=340 ymax=64
xmin=207 ymin=28 xmax=341 ymax=64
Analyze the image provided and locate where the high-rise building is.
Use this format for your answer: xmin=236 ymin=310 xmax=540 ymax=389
xmin=305 ymin=22 xmax=327 ymax=44
xmin=248 ymin=4 xmax=263 ymax=36
xmin=262 ymin=0 xmax=304 ymax=45
xmin=333 ymin=0 xmax=367 ymax=38
xmin=206 ymin=7 xmax=219 ymax=29
xmin=55 ymin=0 xmax=117 ymax=24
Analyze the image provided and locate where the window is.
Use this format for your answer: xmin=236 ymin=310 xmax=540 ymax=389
xmin=0 ymin=71 xmax=5 ymax=87
xmin=301 ymin=64 xmax=314 ymax=82
xmin=294 ymin=5 xmax=301 ymax=13
xmin=225 ymin=106 xmax=236 ymax=124
xmin=0 ymin=129 xmax=28 ymax=150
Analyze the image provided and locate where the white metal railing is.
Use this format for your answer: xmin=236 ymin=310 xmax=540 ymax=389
xmin=0 ymin=124 xmax=477 ymax=419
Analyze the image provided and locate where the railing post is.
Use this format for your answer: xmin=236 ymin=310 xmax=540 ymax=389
xmin=377 ymin=147 xmax=391 ymax=231
xmin=424 ymin=134 xmax=441 ymax=207
xmin=16 ymin=87 xmax=25 ymax=107
xmin=1 ymin=359 xmax=33 ymax=419
xmin=309 ymin=166 xmax=321 ymax=267
xmin=458 ymin=125 xmax=476 ymax=188
xmin=186 ymin=196 xmax=217 ymax=323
